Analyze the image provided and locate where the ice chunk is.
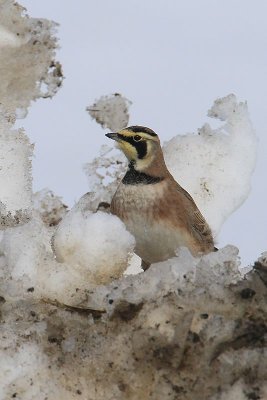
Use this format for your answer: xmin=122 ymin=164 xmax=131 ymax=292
xmin=33 ymin=188 xmax=68 ymax=227
xmin=194 ymin=245 xmax=241 ymax=299
xmin=96 ymin=245 xmax=242 ymax=312
xmin=87 ymin=93 xmax=132 ymax=132
xmin=163 ymin=94 xmax=257 ymax=236
xmin=53 ymin=208 xmax=135 ymax=285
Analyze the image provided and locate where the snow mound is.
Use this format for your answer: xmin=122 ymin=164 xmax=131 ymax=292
xmin=163 ymin=94 xmax=257 ymax=235
xmin=0 ymin=203 xmax=135 ymax=304
xmin=2 ymin=244 xmax=266 ymax=399
xmin=87 ymin=93 xmax=131 ymax=132
xmin=53 ymin=207 xmax=135 ymax=285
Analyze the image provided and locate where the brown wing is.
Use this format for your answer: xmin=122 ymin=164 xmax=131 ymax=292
xmin=176 ymin=183 xmax=214 ymax=250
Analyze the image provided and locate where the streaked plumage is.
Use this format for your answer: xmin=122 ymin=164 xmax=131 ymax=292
xmin=106 ymin=126 xmax=215 ymax=270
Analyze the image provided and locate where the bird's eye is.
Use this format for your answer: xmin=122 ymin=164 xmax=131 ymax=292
xmin=133 ymin=135 xmax=142 ymax=142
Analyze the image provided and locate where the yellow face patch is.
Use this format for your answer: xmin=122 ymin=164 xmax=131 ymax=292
xmin=117 ymin=140 xmax=138 ymax=161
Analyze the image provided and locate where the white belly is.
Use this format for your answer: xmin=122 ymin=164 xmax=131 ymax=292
xmin=112 ymin=182 xmax=189 ymax=264
xmin=126 ymin=216 xmax=187 ymax=264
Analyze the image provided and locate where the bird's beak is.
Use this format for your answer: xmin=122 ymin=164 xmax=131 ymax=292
xmin=105 ymin=132 xmax=120 ymax=141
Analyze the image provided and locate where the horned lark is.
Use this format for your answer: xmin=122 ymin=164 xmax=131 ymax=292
xmin=106 ymin=126 xmax=215 ymax=270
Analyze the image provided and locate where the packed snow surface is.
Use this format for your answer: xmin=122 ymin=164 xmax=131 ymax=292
xmin=1 ymin=243 xmax=266 ymax=399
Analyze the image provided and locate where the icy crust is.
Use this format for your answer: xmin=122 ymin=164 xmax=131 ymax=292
xmin=0 ymin=247 xmax=266 ymax=399
xmin=163 ymin=94 xmax=257 ymax=236
xmin=87 ymin=93 xmax=132 ymax=132
xmin=0 ymin=0 xmax=63 ymax=115
xmin=89 ymin=245 xmax=242 ymax=312
xmin=0 ymin=127 xmax=33 ymax=227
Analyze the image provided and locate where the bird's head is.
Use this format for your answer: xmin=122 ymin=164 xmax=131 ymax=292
xmin=105 ymin=126 xmax=161 ymax=171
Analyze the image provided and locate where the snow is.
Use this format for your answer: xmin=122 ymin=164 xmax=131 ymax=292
xmin=0 ymin=23 xmax=25 ymax=48
xmin=83 ymin=145 xmax=126 ymax=211
xmin=0 ymin=343 xmax=51 ymax=400
xmin=2 ymin=241 xmax=266 ymax=399
xmin=98 ymin=245 xmax=242 ymax=312
xmin=53 ymin=207 xmax=135 ymax=285
xmin=210 ymin=381 xmax=248 ymax=400
xmin=1 ymin=201 xmax=135 ymax=303
xmin=87 ymin=93 xmax=132 ymax=132
xmin=33 ymin=188 xmax=68 ymax=226
xmin=0 ymin=126 xmax=33 ymax=225
xmin=163 ymin=94 xmax=257 ymax=236
xmin=83 ymin=94 xmax=131 ymax=211
xmin=0 ymin=1 xmax=62 ymax=113
xmin=0 ymin=0 xmax=62 ymax=226
xmin=0 ymin=217 xmax=51 ymax=299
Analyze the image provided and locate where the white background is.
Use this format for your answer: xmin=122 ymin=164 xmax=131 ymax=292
xmin=20 ymin=1 xmax=267 ymax=266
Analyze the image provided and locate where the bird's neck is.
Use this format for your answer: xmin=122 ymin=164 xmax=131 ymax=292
xmin=134 ymin=146 xmax=170 ymax=178
xmin=122 ymin=146 xmax=170 ymax=185
xmin=122 ymin=161 xmax=164 ymax=185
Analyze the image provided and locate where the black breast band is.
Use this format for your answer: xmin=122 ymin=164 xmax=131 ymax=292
xmin=122 ymin=163 xmax=164 ymax=185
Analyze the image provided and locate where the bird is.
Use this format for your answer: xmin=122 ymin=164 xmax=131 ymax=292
xmin=106 ymin=126 xmax=215 ymax=270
